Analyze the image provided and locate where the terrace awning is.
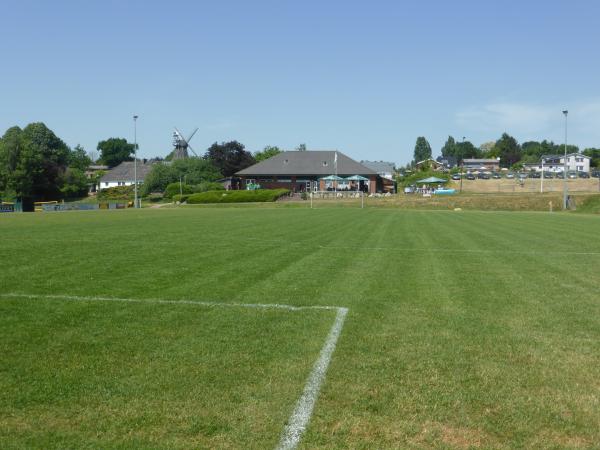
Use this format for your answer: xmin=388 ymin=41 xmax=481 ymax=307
xmin=320 ymin=175 xmax=344 ymax=181
xmin=416 ymin=176 xmax=446 ymax=184
xmin=345 ymin=175 xmax=370 ymax=181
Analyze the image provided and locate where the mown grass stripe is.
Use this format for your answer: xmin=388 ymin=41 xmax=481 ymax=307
xmin=0 ymin=292 xmax=349 ymax=449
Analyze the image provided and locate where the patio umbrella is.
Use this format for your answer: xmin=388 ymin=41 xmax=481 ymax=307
xmin=320 ymin=175 xmax=344 ymax=192
xmin=345 ymin=175 xmax=370 ymax=191
xmin=345 ymin=175 xmax=369 ymax=181
xmin=416 ymin=176 xmax=447 ymax=184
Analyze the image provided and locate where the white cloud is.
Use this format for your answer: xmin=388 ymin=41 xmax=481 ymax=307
xmin=456 ymin=102 xmax=555 ymax=135
xmin=456 ymin=100 xmax=600 ymax=148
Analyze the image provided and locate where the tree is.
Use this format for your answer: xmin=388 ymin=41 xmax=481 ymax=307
xmin=254 ymin=145 xmax=282 ymax=162
xmin=141 ymin=157 xmax=221 ymax=195
xmin=60 ymin=167 xmax=89 ymax=198
xmin=441 ymin=136 xmax=456 ymax=158
xmin=413 ymin=137 xmax=432 ymax=163
xmin=583 ymin=148 xmax=600 ymax=168
xmin=0 ymin=126 xmax=31 ymax=200
xmin=0 ymin=123 xmax=72 ymax=202
xmin=204 ymin=141 xmax=255 ymax=177
xmin=97 ymin=138 xmax=135 ymax=168
xmin=69 ymin=144 xmax=92 ymax=171
xmin=494 ymin=133 xmax=521 ymax=168
xmin=479 ymin=141 xmax=496 ymax=158
xmin=455 ymin=140 xmax=480 ymax=161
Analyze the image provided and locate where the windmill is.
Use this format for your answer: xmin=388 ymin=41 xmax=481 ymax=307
xmin=172 ymin=127 xmax=199 ymax=159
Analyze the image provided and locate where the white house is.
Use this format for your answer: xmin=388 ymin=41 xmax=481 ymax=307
xmin=531 ymin=153 xmax=591 ymax=173
xmin=98 ymin=161 xmax=153 ymax=190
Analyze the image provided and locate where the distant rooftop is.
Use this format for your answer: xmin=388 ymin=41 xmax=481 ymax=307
xmin=99 ymin=161 xmax=154 ymax=183
xmin=360 ymin=160 xmax=395 ymax=173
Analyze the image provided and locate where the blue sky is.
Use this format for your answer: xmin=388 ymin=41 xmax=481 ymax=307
xmin=1 ymin=0 xmax=599 ymax=166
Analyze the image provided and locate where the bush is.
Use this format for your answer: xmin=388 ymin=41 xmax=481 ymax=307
xmin=398 ymin=170 xmax=449 ymax=188
xmin=195 ymin=181 xmax=225 ymax=192
xmin=97 ymin=185 xmax=135 ymax=200
xmin=164 ymin=182 xmax=194 ymax=199
xmin=146 ymin=193 xmax=164 ymax=203
xmin=172 ymin=194 xmax=191 ymax=203
xmin=186 ymin=189 xmax=290 ymax=204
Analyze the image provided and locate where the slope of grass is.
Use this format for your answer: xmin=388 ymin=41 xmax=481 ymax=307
xmin=1 ymin=208 xmax=600 ymax=448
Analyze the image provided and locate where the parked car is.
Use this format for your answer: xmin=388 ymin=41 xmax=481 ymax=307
xmin=543 ymin=171 xmax=553 ymax=179
xmin=451 ymin=174 xmax=462 ymax=180
xmin=592 ymin=171 xmax=600 ymax=178
xmin=567 ymin=171 xmax=577 ymax=179
xmin=492 ymin=173 xmax=501 ymax=179
xmin=506 ymin=172 xmax=515 ymax=179
xmin=578 ymin=171 xmax=590 ymax=179
xmin=477 ymin=172 xmax=490 ymax=179
xmin=531 ymin=172 xmax=541 ymax=179
xmin=466 ymin=173 xmax=476 ymax=180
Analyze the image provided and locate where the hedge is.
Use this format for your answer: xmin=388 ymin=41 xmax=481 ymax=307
xmin=97 ymin=185 xmax=135 ymax=200
xmin=164 ymin=182 xmax=194 ymax=199
xmin=182 ymin=189 xmax=290 ymax=204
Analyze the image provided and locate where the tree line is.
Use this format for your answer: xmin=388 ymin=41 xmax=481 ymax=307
xmin=0 ymin=122 xmax=287 ymax=204
xmin=412 ymin=134 xmax=600 ymax=169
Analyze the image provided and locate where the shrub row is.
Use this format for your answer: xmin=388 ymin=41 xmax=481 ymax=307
xmin=97 ymin=185 xmax=135 ymax=200
xmin=163 ymin=181 xmax=225 ymax=199
xmin=174 ymin=189 xmax=290 ymax=204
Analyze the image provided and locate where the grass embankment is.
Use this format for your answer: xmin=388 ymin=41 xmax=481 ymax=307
xmin=448 ymin=177 xmax=600 ymax=193
xmin=309 ymin=192 xmax=600 ymax=212
xmin=1 ymin=209 xmax=600 ymax=448
xmin=174 ymin=189 xmax=290 ymax=204
xmin=574 ymin=194 xmax=600 ymax=214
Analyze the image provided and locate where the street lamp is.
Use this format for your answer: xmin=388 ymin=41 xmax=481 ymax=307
xmin=460 ymin=137 xmax=465 ymax=194
xmin=541 ymin=157 xmax=545 ymax=193
xmin=562 ymin=110 xmax=568 ymax=210
xmin=133 ymin=115 xmax=138 ymax=208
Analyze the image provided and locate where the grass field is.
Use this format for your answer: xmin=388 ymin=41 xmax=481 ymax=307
xmin=2 ymin=207 xmax=600 ymax=449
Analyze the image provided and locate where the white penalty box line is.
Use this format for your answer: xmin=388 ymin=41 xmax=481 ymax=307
xmin=0 ymin=293 xmax=348 ymax=450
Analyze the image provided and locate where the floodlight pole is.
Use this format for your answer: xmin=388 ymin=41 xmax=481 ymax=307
xmin=541 ymin=158 xmax=544 ymax=193
xmin=133 ymin=115 xmax=139 ymax=208
xmin=562 ymin=110 xmax=568 ymax=210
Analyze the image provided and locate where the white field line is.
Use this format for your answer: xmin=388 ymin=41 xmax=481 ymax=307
xmin=0 ymin=292 xmax=348 ymax=450
xmin=276 ymin=306 xmax=347 ymax=450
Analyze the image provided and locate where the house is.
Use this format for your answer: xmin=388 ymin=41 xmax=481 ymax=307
xmin=359 ymin=160 xmax=397 ymax=192
xmin=462 ymin=158 xmax=500 ymax=172
xmin=236 ymin=150 xmax=388 ymax=193
xmin=85 ymin=164 xmax=109 ymax=193
xmin=533 ymin=153 xmax=591 ymax=173
xmin=436 ymin=155 xmax=458 ymax=169
xmin=98 ymin=160 xmax=153 ymax=190
xmin=415 ymin=158 xmax=445 ymax=172
xmin=360 ymin=161 xmax=395 ymax=180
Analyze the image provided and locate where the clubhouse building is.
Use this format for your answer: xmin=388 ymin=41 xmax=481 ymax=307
xmin=236 ymin=150 xmax=394 ymax=193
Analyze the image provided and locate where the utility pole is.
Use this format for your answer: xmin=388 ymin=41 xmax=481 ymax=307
xmin=133 ymin=115 xmax=139 ymax=208
xmin=562 ymin=110 xmax=568 ymax=210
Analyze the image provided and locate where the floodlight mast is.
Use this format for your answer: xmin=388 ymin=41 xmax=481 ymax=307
xmin=133 ymin=115 xmax=139 ymax=208
xmin=562 ymin=110 xmax=568 ymax=210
